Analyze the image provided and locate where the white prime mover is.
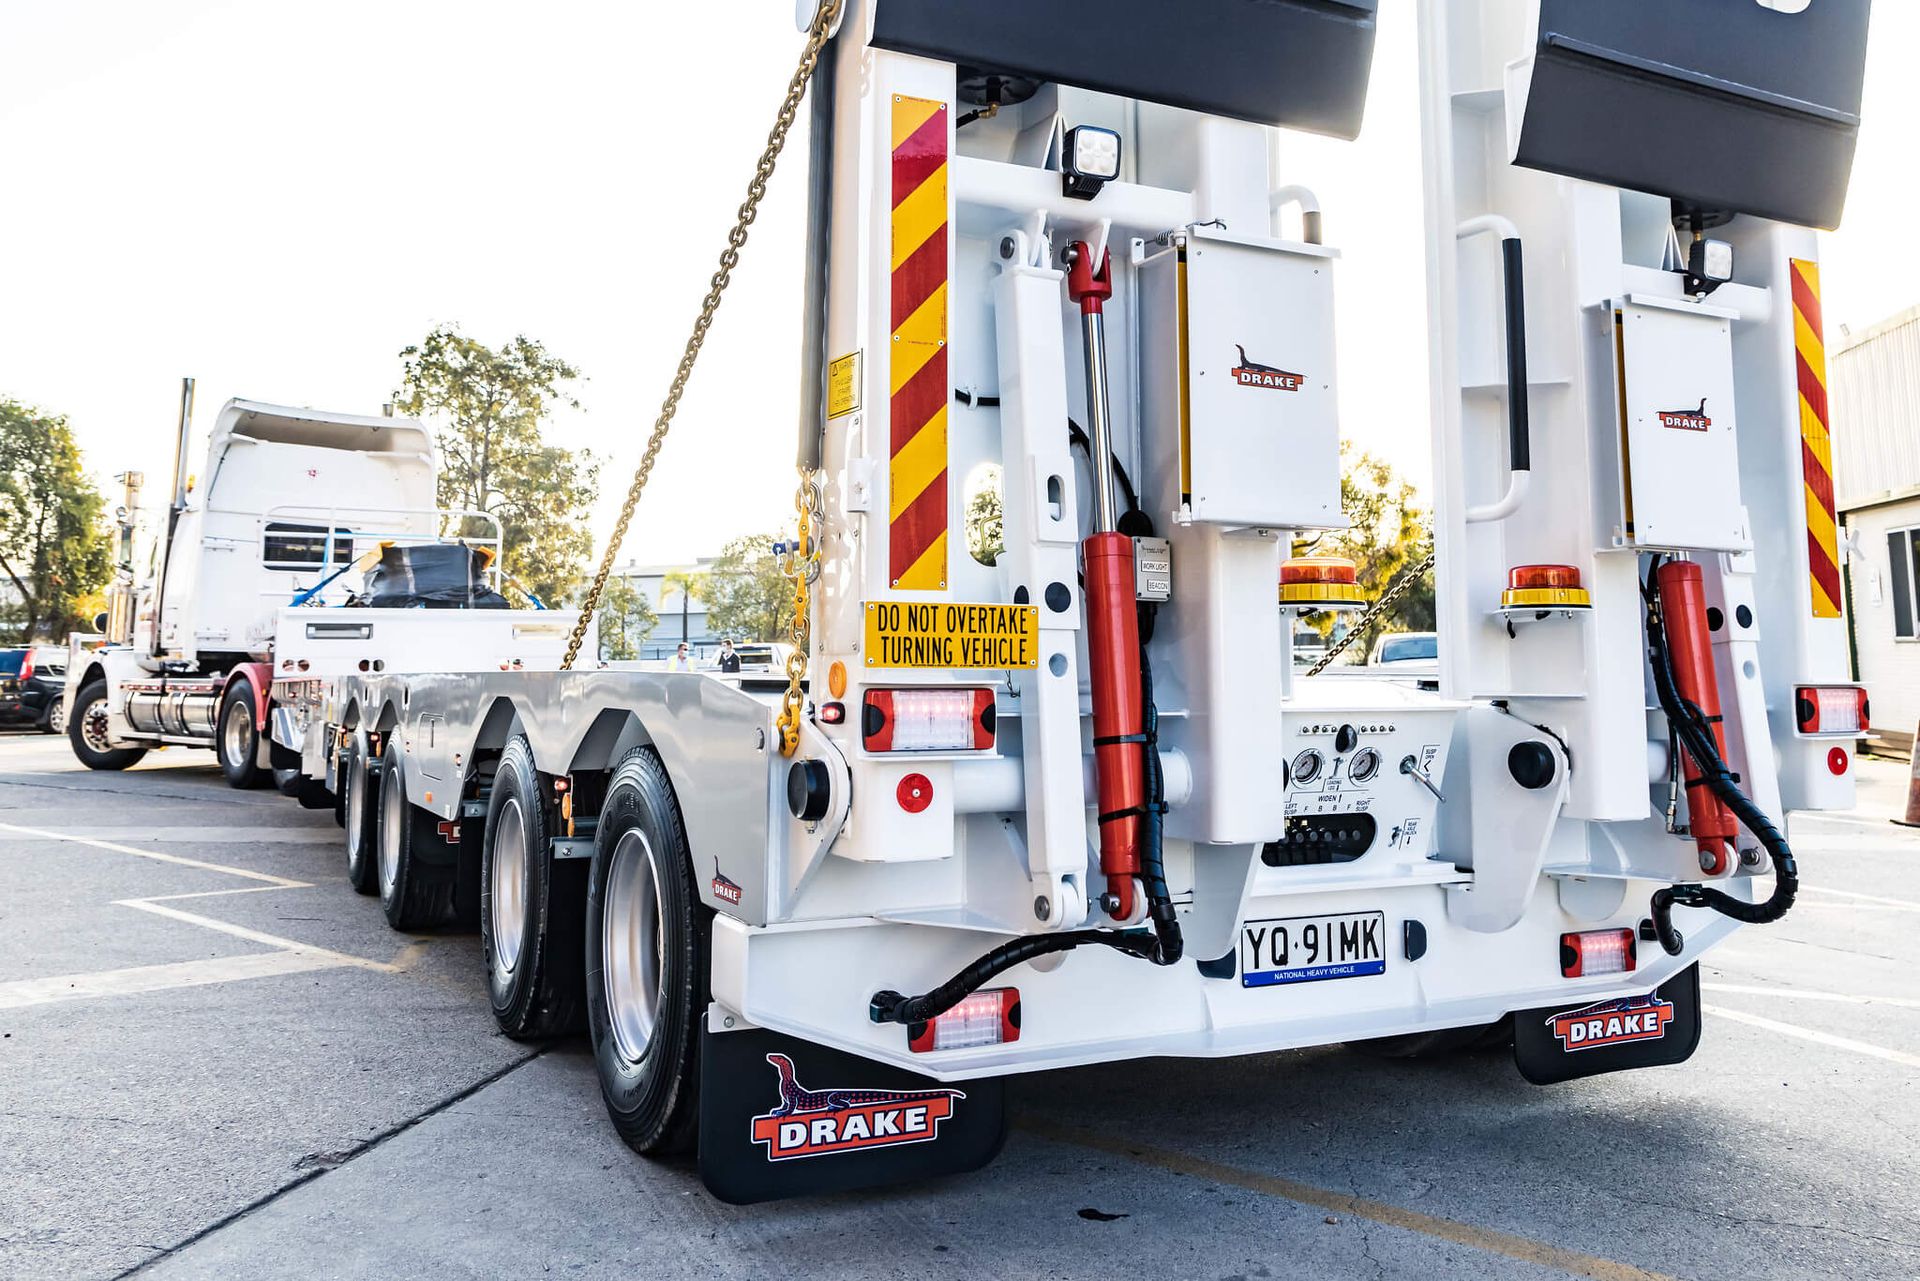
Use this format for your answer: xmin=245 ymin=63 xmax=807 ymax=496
xmin=307 ymin=0 xmax=1871 ymax=1203
xmin=68 ymin=390 xmax=578 ymax=797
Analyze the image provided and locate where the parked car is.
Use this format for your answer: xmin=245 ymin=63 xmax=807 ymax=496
xmin=1367 ymin=630 xmax=1439 ymax=672
xmin=0 ymin=645 xmax=71 ymax=732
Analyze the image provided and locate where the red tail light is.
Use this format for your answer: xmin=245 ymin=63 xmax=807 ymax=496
xmin=1560 ymin=928 xmax=1637 ymax=978
xmin=862 ymin=688 xmax=995 ymax=752
xmin=908 ymin=988 xmax=1020 ymax=1052
xmin=18 ymin=652 xmax=33 ymax=682
xmin=1795 ymin=685 xmax=1868 ymax=737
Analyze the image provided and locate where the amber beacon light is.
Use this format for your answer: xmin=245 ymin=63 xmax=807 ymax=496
xmin=1501 ymin=564 xmax=1591 ymax=609
xmin=1280 ymin=556 xmax=1365 ymax=606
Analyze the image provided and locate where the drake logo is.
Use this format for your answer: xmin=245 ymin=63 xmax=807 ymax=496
xmin=748 ymin=1053 xmax=964 ymax=1161
xmin=1547 ymin=994 xmax=1675 ymax=1051
xmin=1658 ymin=398 xmax=1712 ymax=432
xmin=711 ymin=858 xmax=742 ymax=907
xmin=1231 ymin=345 xmax=1303 ymax=392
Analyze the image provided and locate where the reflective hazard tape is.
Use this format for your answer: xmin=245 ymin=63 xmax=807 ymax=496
xmin=1791 ymin=259 xmax=1842 ymax=620
xmin=889 ymin=94 xmax=948 ymax=592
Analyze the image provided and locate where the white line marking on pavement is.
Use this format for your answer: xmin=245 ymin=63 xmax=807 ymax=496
xmin=1796 ymin=883 xmax=1920 ymax=912
xmin=0 ymin=950 xmax=349 ymax=1010
xmin=114 ymin=899 xmax=402 ymax=973
xmin=0 ymin=821 xmax=415 ymax=1008
xmin=33 ymin=826 xmax=342 ymax=844
xmin=0 ymin=821 xmax=307 ymax=887
xmin=1704 ymin=1004 xmax=1920 ymax=1070
xmin=1702 ymin=982 xmax=1920 ymax=1010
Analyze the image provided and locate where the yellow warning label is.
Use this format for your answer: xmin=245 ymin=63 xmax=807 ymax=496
xmin=828 ymin=351 xmax=861 ymax=419
xmin=863 ymin=601 xmax=1039 ymax=669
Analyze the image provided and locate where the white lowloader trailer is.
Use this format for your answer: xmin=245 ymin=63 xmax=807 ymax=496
xmin=67 ymin=390 xmax=578 ymax=802
xmin=321 ymin=0 xmax=1875 ymax=1202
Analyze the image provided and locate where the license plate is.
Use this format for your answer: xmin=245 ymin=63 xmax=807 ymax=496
xmin=1239 ymin=910 xmax=1387 ymax=988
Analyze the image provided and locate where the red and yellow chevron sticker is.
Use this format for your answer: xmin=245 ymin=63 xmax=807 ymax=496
xmin=889 ymin=94 xmax=949 ymax=591
xmin=1791 ymin=259 xmax=1842 ymax=620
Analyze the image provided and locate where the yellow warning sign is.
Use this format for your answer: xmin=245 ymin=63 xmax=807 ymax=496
xmin=863 ymin=601 xmax=1039 ymax=669
xmin=828 ymin=351 xmax=861 ymax=419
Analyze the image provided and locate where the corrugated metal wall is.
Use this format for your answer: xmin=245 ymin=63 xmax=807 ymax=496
xmin=1830 ymin=304 xmax=1920 ymax=512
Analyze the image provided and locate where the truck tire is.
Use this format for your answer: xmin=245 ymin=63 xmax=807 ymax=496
xmin=217 ymin=679 xmax=267 ymax=789
xmin=586 ymin=747 xmax=706 ymax=1155
xmin=376 ymin=742 xmax=458 ymax=930
xmin=342 ymin=741 xmax=379 ymax=895
xmin=68 ymin=678 xmax=146 ymax=771
xmin=482 ymin=736 xmax=586 ymax=1039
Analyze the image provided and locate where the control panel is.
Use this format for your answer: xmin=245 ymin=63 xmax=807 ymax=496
xmin=1272 ymin=708 xmax=1455 ymax=867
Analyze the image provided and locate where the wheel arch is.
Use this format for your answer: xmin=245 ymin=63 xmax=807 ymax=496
xmin=220 ymin=661 xmax=274 ymax=729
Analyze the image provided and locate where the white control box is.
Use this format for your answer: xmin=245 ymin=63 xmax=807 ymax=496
xmin=1139 ymin=226 xmax=1344 ymax=530
xmin=1594 ymin=297 xmax=1750 ymax=553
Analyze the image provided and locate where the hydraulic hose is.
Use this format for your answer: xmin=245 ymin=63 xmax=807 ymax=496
xmin=1642 ymin=557 xmax=1797 ymax=954
xmin=871 ymin=604 xmax=1182 ymax=1027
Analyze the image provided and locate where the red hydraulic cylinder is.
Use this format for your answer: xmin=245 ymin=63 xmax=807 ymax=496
xmin=1066 ymin=240 xmax=1144 ymax=920
xmin=1655 ymin=560 xmax=1736 ymax=875
xmin=1084 ymin=531 xmax=1144 ymax=920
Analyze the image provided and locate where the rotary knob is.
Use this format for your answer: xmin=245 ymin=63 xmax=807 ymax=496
xmin=1291 ymin=749 xmax=1324 ymax=786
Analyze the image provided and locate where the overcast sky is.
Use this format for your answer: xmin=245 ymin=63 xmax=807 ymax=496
xmin=2 ymin=2 xmax=1916 ymax=565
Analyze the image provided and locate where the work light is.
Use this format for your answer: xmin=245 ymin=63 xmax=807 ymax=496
xmin=1062 ymin=125 xmax=1122 ymax=200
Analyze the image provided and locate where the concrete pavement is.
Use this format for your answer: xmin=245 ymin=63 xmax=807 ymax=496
xmin=1 ymin=734 xmax=1915 ymax=1280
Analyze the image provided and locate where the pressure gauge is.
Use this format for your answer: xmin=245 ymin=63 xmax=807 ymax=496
xmin=1349 ymin=747 xmax=1381 ymax=783
xmin=1291 ymin=749 xmax=1324 ymax=786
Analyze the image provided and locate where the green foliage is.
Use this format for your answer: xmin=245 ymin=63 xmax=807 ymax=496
xmin=394 ymin=326 xmax=599 ymax=606
xmin=596 ymin=574 xmax=657 ymax=662
xmin=704 ymin=534 xmax=792 ymax=642
xmin=964 ymin=466 xmax=1004 ymax=567
xmin=0 ymin=399 xmax=112 ymax=642
xmin=1299 ymin=445 xmax=1435 ymax=649
xmin=659 ymin=568 xmax=709 ymax=645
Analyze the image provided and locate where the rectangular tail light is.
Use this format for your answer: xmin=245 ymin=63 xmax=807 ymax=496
xmin=1560 ymin=929 xmax=1637 ymax=979
xmin=1795 ymin=685 xmax=1868 ymax=737
xmin=863 ymin=688 xmax=996 ymax=753
xmin=908 ymin=988 xmax=1020 ymax=1053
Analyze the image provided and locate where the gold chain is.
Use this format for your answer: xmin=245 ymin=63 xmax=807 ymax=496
xmin=775 ymin=470 xmax=823 ymax=756
xmin=562 ymin=0 xmax=842 ymax=670
xmin=1306 ymin=549 xmax=1437 ymax=676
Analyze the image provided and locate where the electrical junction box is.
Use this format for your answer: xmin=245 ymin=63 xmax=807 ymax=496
xmin=1592 ymin=297 xmax=1749 ymax=554
xmin=1139 ymin=226 xmax=1344 ymax=531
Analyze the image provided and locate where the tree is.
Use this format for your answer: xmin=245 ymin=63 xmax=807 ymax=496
xmin=596 ymin=575 xmax=657 ymax=662
xmin=659 ymin=569 xmax=709 ymax=646
xmin=0 ymin=399 xmax=112 ymax=642
xmin=704 ymin=534 xmax=793 ymax=642
xmin=1298 ymin=446 xmax=1434 ymax=651
xmin=394 ymin=326 xmax=600 ymax=606
xmin=964 ymin=466 xmax=1004 ymax=567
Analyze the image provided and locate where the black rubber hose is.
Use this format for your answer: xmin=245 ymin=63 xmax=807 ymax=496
xmin=871 ymin=607 xmax=1180 ymax=1027
xmin=1643 ymin=558 xmax=1797 ymax=955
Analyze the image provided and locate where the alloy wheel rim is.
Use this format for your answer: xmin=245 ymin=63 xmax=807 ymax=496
xmin=82 ymin=699 xmax=113 ymax=753
xmin=346 ymin=757 xmax=365 ymax=862
xmin=221 ymin=698 xmax=253 ymax=769
xmin=379 ymin=771 xmax=403 ymax=895
xmin=603 ymin=828 xmax=666 ymax=1065
xmin=490 ymin=798 xmax=529 ymax=978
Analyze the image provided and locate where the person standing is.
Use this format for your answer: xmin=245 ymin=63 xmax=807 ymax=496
xmin=670 ymin=642 xmax=694 ymax=671
xmin=717 ymin=638 xmax=742 ymax=674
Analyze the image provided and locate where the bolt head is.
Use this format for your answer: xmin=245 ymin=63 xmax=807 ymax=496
xmin=1033 ymin=895 xmax=1051 ymax=921
xmin=1699 ymin=849 xmax=1719 ymax=873
xmin=999 ymin=236 xmax=1016 ymax=260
